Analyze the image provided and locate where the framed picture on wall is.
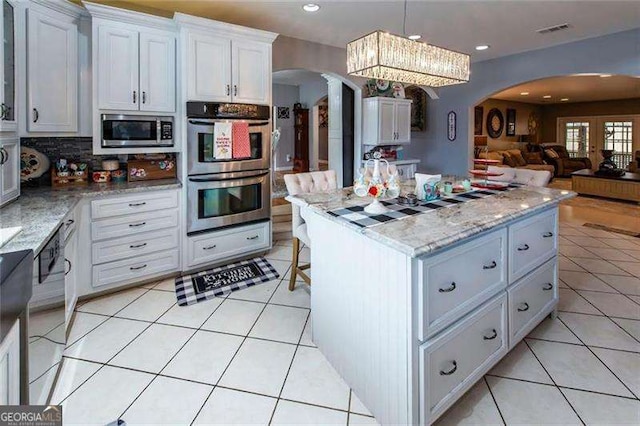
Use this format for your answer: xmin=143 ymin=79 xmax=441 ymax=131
xmin=474 ymin=106 xmax=484 ymax=135
xmin=506 ymin=108 xmax=516 ymax=136
xmin=404 ymin=86 xmax=427 ymax=131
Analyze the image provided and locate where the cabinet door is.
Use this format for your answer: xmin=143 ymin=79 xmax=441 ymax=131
xmin=139 ymin=31 xmax=175 ymax=113
xmin=27 ymin=8 xmax=78 ymax=132
xmin=395 ymin=102 xmax=412 ymax=144
xmin=97 ymin=25 xmax=139 ymax=111
xmin=231 ymin=40 xmax=270 ymax=105
xmin=378 ymin=100 xmax=396 ymax=144
xmin=65 ymin=230 xmax=78 ymax=327
xmin=0 ymin=0 xmax=17 ymax=131
xmin=0 ymin=137 xmax=19 ymax=205
xmin=187 ymin=32 xmax=231 ymax=102
xmin=0 ymin=320 xmax=20 ymax=406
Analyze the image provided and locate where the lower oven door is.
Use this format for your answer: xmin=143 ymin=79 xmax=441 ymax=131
xmin=187 ymin=170 xmax=271 ymax=234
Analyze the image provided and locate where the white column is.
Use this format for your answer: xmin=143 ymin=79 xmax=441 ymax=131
xmin=322 ymin=74 xmax=344 ymax=187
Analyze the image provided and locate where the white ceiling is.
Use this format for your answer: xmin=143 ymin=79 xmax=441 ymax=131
xmin=109 ymin=0 xmax=640 ymax=61
xmin=491 ymin=75 xmax=640 ymax=104
xmin=272 ymin=69 xmax=327 ymax=86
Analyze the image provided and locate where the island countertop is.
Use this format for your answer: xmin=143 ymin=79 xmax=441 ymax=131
xmin=287 ymin=184 xmax=575 ymax=258
xmin=0 ymin=179 xmax=182 ymax=256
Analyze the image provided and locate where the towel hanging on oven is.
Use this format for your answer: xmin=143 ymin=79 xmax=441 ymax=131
xmin=232 ymin=122 xmax=251 ymax=159
xmin=214 ymin=122 xmax=232 ymax=159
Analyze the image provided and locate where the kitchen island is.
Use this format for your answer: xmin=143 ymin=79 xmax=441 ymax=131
xmin=287 ymin=184 xmax=575 ymax=425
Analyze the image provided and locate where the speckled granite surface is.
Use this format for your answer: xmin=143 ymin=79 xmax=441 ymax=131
xmin=0 ymin=179 xmax=182 ymax=255
xmin=287 ymin=183 xmax=576 ymax=258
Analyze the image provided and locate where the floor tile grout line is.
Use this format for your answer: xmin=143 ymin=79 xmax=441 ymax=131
xmin=522 ymin=339 xmax=586 ymax=425
xmin=346 ymin=391 xmax=352 ymax=425
xmin=554 ymin=316 xmax=639 ymax=400
xmin=525 ymin=335 xmax=640 ymax=355
xmin=482 ymin=376 xmax=507 ymax=426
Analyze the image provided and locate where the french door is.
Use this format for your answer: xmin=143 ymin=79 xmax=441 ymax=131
xmin=558 ymin=115 xmax=639 ymax=170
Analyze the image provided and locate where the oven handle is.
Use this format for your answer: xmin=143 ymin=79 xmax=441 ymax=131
xmin=188 ymin=120 xmax=270 ymax=128
xmin=189 ymin=171 xmax=269 ymax=182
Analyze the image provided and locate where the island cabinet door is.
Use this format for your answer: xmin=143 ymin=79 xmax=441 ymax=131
xmin=419 ymin=293 xmax=508 ymax=425
xmin=417 ymin=227 xmax=508 ymax=341
xmin=508 ymin=208 xmax=558 ymax=282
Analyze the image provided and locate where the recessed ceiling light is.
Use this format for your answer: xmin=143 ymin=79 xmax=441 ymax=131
xmin=302 ymin=3 xmax=320 ymax=12
xmin=600 ymin=74 xmax=612 ymax=78
xmin=561 ymin=98 xmax=569 ymax=101
xmin=520 ymin=92 xmax=529 ymax=96
xmin=408 ymin=35 xmax=421 ymax=40
xmin=543 ymin=95 xmax=552 ymax=99
xmin=475 ymin=45 xmax=490 ymax=51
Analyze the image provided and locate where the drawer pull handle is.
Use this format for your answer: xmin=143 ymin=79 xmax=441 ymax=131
xmin=203 ymin=245 xmax=217 ymax=250
xmin=130 ymin=264 xmax=147 ymax=271
xmin=129 ymin=222 xmax=146 ymax=227
xmin=130 ymin=243 xmax=147 ymax=249
xmin=518 ymin=302 xmax=530 ymax=312
xmin=543 ymin=283 xmax=553 ymax=291
xmin=483 ymin=329 xmax=498 ymax=340
xmin=65 ymin=219 xmax=75 ymax=226
xmin=483 ymin=261 xmax=497 ymax=270
xmin=517 ymin=244 xmax=530 ymax=251
xmin=542 ymin=232 xmax=554 ymax=238
xmin=438 ymin=282 xmax=456 ymax=293
xmin=246 ymin=235 xmax=259 ymax=240
xmin=440 ymin=361 xmax=457 ymax=376
xmin=129 ymin=202 xmax=147 ymax=207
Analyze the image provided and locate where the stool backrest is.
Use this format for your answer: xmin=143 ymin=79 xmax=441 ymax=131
xmin=284 ymin=170 xmax=338 ymax=232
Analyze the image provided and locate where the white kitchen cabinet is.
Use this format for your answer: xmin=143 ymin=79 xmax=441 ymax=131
xmin=396 ymin=163 xmax=417 ymax=180
xmin=0 ymin=136 xmax=19 ymax=206
xmin=139 ymin=31 xmax=176 ymax=112
xmin=231 ymin=40 xmax=270 ymax=104
xmin=363 ymin=97 xmax=412 ymax=145
xmin=97 ymin=26 xmax=139 ymax=111
xmin=187 ymin=32 xmax=232 ymax=102
xmin=0 ymin=0 xmax=17 ymax=132
xmin=64 ymin=220 xmax=78 ymax=327
xmin=27 ymin=5 xmax=78 ymax=132
xmin=0 ymin=320 xmax=20 ymax=405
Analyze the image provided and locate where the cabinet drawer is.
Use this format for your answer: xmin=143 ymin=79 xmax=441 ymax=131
xmin=508 ymin=257 xmax=558 ymax=347
xmin=187 ymin=221 xmax=270 ymax=269
xmin=91 ymin=190 xmax=178 ymax=219
xmin=92 ymin=227 xmax=179 ymax=265
xmin=92 ymin=249 xmax=179 ymax=288
xmin=418 ymin=228 xmax=507 ymax=340
xmin=420 ymin=293 xmax=508 ymax=425
xmin=509 ymin=208 xmax=557 ymax=282
xmin=91 ymin=209 xmax=178 ymax=241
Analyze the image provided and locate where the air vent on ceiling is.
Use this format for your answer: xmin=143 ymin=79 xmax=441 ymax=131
xmin=536 ymin=23 xmax=571 ymax=34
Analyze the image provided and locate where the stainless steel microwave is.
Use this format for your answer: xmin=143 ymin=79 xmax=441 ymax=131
xmin=101 ymin=114 xmax=174 ymax=148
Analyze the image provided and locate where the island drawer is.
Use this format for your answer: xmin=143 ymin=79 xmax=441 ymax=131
xmin=91 ymin=190 xmax=178 ymax=219
xmin=508 ymin=208 xmax=557 ymax=282
xmin=420 ymin=293 xmax=508 ymax=425
xmin=92 ymin=227 xmax=179 ymax=265
xmin=92 ymin=248 xmax=180 ymax=288
xmin=508 ymin=257 xmax=558 ymax=347
xmin=186 ymin=221 xmax=270 ymax=269
xmin=417 ymin=228 xmax=507 ymax=340
xmin=91 ymin=210 xmax=178 ymax=241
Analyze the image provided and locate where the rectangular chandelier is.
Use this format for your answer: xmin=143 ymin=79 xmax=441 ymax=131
xmin=347 ymin=31 xmax=470 ymax=87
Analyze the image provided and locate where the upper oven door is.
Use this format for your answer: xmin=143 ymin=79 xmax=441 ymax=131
xmin=187 ymin=118 xmax=271 ymax=175
xmin=187 ymin=170 xmax=271 ymax=234
xmin=102 ymin=114 xmax=174 ymax=148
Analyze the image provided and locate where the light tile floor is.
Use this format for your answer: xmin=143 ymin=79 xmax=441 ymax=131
xmin=55 ymin=222 xmax=640 ymax=425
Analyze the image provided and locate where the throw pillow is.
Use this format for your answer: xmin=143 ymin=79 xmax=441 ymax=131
xmin=502 ymin=152 xmax=517 ymax=167
xmin=545 ymin=149 xmax=559 ymax=159
xmin=524 ymin=152 xmax=544 ymax=165
xmin=507 ymin=149 xmax=528 ymax=167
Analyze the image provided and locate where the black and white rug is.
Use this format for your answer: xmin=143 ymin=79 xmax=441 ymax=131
xmin=175 ymin=257 xmax=280 ymax=306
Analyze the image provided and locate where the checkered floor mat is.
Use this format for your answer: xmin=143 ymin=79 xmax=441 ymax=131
xmin=175 ymin=257 xmax=279 ymax=306
xmin=327 ymin=186 xmax=518 ymax=229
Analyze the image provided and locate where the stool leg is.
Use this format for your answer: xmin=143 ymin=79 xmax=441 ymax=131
xmin=289 ymin=238 xmax=300 ymax=291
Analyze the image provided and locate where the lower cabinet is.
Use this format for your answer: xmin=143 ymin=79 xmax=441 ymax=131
xmin=93 ymin=249 xmax=180 ymax=288
xmin=0 ymin=320 xmax=20 ymax=406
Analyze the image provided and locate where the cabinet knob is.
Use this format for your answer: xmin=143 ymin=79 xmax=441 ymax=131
xmin=518 ymin=302 xmax=530 ymax=312
xmin=65 ymin=259 xmax=72 ymax=275
xmin=438 ymin=282 xmax=456 ymax=293
xmin=130 ymin=264 xmax=147 ymax=271
xmin=203 ymin=245 xmax=217 ymax=250
xmin=0 ymin=147 xmax=6 ymax=165
xmin=133 ymin=91 xmax=137 ymax=104
xmin=517 ymin=244 xmax=530 ymax=251
xmin=226 ymin=85 xmax=230 ymax=96
xmin=142 ymin=91 xmax=146 ymax=104
xmin=542 ymin=232 xmax=554 ymax=238
xmin=33 ymin=108 xmax=39 ymax=123
xmin=0 ymin=103 xmax=7 ymax=120
xmin=483 ymin=329 xmax=498 ymax=340
xmin=543 ymin=283 xmax=553 ymax=291
xmin=439 ymin=361 xmax=457 ymax=376
xmin=129 ymin=243 xmax=147 ymax=249
xmin=234 ymin=85 xmax=238 ymax=96
xmin=483 ymin=260 xmax=497 ymax=270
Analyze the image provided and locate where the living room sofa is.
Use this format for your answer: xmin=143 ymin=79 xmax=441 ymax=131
xmin=488 ymin=165 xmax=552 ymax=187
xmin=477 ymin=149 xmax=555 ymax=175
xmin=540 ymin=144 xmax=592 ymax=177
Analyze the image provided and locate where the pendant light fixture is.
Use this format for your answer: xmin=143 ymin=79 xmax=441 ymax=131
xmin=347 ymin=0 xmax=470 ymax=87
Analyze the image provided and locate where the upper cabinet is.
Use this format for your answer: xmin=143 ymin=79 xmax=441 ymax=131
xmin=139 ymin=31 xmax=175 ymax=112
xmin=27 ymin=3 xmax=79 ymax=133
xmin=0 ymin=0 xmax=16 ymax=132
xmin=363 ymin=97 xmax=412 ymax=145
xmin=177 ymin=13 xmax=277 ymax=106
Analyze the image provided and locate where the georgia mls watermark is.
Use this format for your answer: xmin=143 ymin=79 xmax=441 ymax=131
xmin=0 ymin=405 xmax=62 ymax=426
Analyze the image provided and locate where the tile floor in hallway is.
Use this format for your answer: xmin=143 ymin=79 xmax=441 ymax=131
xmin=53 ymin=221 xmax=640 ymax=425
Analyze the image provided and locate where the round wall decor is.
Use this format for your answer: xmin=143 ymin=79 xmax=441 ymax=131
xmin=486 ymin=108 xmax=504 ymax=138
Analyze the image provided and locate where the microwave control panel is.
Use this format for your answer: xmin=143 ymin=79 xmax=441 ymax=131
xmin=161 ymin=122 xmax=173 ymax=140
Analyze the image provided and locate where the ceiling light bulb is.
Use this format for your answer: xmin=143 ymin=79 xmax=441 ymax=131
xmin=520 ymin=92 xmax=529 ymax=96
xmin=302 ymin=3 xmax=320 ymax=12
xmin=561 ymin=98 xmax=569 ymax=101
xmin=600 ymin=74 xmax=612 ymax=78
xmin=475 ymin=45 xmax=490 ymax=51
xmin=543 ymin=95 xmax=551 ymax=99
xmin=408 ymin=35 xmax=421 ymax=40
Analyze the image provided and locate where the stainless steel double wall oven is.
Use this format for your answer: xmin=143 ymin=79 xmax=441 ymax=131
xmin=186 ymin=102 xmax=271 ymax=234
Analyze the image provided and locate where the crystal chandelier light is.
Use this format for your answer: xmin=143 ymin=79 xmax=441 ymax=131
xmin=346 ymin=2 xmax=470 ymax=87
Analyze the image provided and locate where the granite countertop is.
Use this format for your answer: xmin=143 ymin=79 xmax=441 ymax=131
xmin=0 ymin=179 xmax=182 ymax=256
xmin=287 ymin=183 xmax=576 ymax=258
